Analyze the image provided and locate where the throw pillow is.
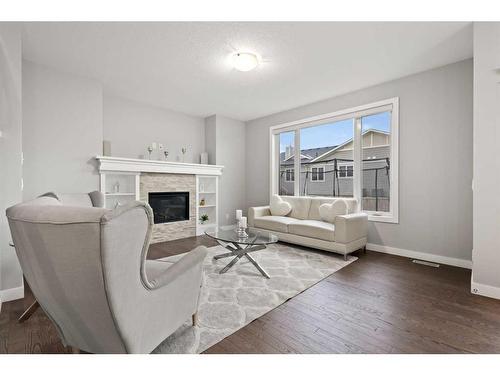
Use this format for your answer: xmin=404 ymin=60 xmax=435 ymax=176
xmin=319 ymin=200 xmax=348 ymax=224
xmin=270 ymin=195 xmax=292 ymax=216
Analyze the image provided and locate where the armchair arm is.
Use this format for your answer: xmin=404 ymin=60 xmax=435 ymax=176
xmin=144 ymin=246 xmax=207 ymax=290
xmin=248 ymin=206 xmax=271 ymax=227
xmin=334 ymin=213 xmax=368 ymax=244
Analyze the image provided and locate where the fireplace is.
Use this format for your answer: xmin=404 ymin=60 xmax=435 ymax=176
xmin=148 ymin=192 xmax=190 ymax=224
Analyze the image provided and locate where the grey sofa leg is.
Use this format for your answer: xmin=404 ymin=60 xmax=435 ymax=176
xmin=363 ymin=246 xmax=367 ymax=254
xmin=344 ymin=254 xmax=348 ymax=261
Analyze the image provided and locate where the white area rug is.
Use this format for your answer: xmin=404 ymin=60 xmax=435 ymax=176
xmin=153 ymin=243 xmax=356 ymax=354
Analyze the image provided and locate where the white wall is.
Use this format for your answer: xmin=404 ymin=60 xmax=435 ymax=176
xmin=246 ymin=59 xmax=473 ymax=264
xmin=0 ymin=23 xmax=24 ymax=302
xmin=103 ymin=95 xmax=205 ymax=163
xmin=205 ymin=115 xmax=246 ymax=226
xmin=471 ymin=23 xmax=500 ymax=299
xmin=22 ymin=61 xmax=102 ymax=200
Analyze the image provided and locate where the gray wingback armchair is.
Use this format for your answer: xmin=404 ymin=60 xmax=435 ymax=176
xmin=6 ymin=193 xmax=207 ymax=353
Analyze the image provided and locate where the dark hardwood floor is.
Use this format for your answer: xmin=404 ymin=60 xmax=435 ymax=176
xmin=2 ymin=236 xmax=500 ymax=354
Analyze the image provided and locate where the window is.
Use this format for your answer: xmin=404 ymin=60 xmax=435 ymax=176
xmin=311 ymin=167 xmax=325 ymax=182
xmin=299 ymin=118 xmax=354 ymax=197
xmin=270 ymin=98 xmax=398 ymax=223
xmin=361 ymin=112 xmax=391 ymax=213
xmin=279 ymin=131 xmax=295 ymax=196
xmin=338 ymin=165 xmax=353 ymax=178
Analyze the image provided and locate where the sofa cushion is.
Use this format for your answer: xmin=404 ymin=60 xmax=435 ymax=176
xmin=288 ymin=220 xmax=335 ymax=242
xmin=270 ymin=195 xmax=292 ymax=216
xmin=253 ymin=216 xmax=299 ymax=233
xmin=319 ymin=200 xmax=348 ymax=224
xmin=281 ymin=196 xmax=312 ymax=220
xmin=308 ymin=197 xmax=358 ymax=220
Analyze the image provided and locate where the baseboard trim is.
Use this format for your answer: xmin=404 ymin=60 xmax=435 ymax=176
xmin=0 ymin=285 xmax=24 ymax=303
xmin=471 ymin=280 xmax=500 ymax=300
xmin=366 ymin=243 xmax=472 ymax=269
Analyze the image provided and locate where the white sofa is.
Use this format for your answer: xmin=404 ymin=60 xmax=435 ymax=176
xmin=248 ymin=196 xmax=368 ymax=260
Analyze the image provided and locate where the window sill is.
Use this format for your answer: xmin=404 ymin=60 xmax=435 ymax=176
xmin=367 ymin=213 xmax=398 ymax=224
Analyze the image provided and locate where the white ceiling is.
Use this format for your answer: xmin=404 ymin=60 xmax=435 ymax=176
xmin=22 ymin=22 xmax=472 ymax=121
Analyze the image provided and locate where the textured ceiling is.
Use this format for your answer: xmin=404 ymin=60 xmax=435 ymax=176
xmin=22 ymin=22 xmax=472 ymax=121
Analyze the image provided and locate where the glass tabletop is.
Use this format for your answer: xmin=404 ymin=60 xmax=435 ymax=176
xmin=204 ymin=227 xmax=279 ymax=245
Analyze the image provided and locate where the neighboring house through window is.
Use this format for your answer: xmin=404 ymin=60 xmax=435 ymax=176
xmin=270 ymin=97 xmax=399 ymax=223
xmin=338 ymin=164 xmax=353 ymax=178
xmin=311 ymin=166 xmax=325 ymax=181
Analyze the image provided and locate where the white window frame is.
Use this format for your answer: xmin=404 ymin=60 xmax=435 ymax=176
xmin=310 ymin=165 xmax=325 ymax=182
xmin=269 ymin=97 xmax=399 ymax=224
xmin=338 ymin=163 xmax=354 ymax=179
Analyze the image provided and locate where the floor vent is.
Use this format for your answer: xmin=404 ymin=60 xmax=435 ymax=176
xmin=412 ymin=259 xmax=440 ymax=268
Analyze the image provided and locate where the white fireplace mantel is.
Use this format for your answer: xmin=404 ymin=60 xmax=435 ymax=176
xmin=95 ymin=155 xmax=224 ymax=176
xmin=95 ymin=156 xmax=222 ymax=238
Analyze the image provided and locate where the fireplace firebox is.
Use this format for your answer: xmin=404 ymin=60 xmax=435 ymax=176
xmin=148 ymin=192 xmax=189 ymax=224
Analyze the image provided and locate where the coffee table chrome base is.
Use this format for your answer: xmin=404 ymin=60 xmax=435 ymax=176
xmin=214 ymin=240 xmax=270 ymax=278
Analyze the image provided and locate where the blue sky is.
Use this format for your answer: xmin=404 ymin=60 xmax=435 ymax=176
xmin=280 ymin=111 xmax=390 ymax=152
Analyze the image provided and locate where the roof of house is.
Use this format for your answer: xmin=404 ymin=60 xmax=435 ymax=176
xmin=280 ymin=146 xmax=336 ymax=166
xmin=309 ymin=129 xmax=389 ymax=163
xmin=279 ymin=129 xmax=389 ymax=166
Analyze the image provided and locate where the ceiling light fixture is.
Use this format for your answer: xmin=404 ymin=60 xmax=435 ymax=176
xmin=232 ymin=52 xmax=259 ymax=72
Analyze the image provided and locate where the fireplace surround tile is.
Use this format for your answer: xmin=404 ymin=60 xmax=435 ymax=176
xmin=140 ymin=173 xmax=196 ymax=243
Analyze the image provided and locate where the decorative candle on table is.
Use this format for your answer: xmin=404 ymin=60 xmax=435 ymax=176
xmin=235 ymin=209 xmax=243 ymax=235
xmin=237 ymin=216 xmax=248 ymax=238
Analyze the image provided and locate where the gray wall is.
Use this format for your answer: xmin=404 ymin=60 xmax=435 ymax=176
xmin=246 ymin=59 xmax=473 ymax=262
xmin=215 ymin=115 xmax=246 ymax=225
xmin=22 ymin=61 xmax=102 ymax=200
xmin=205 ymin=115 xmax=246 ymax=226
xmin=472 ymin=23 xmax=500 ymax=294
xmin=22 ymin=67 xmax=206 ymax=202
xmin=0 ymin=23 xmax=23 ymax=299
xmin=205 ymin=115 xmax=217 ymax=165
xmin=103 ymin=94 xmax=205 ymax=163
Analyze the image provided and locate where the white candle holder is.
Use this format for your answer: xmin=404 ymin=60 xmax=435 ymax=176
xmin=237 ymin=219 xmax=248 ymax=238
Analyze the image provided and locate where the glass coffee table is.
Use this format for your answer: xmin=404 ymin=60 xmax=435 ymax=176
xmin=204 ymin=227 xmax=278 ymax=278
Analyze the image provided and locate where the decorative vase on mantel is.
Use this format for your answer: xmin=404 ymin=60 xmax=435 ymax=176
xmin=181 ymin=147 xmax=187 ymax=163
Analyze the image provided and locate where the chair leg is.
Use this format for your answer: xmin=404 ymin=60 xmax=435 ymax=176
xmin=192 ymin=312 xmax=199 ymax=327
xmin=18 ymin=300 xmax=40 ymax=323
